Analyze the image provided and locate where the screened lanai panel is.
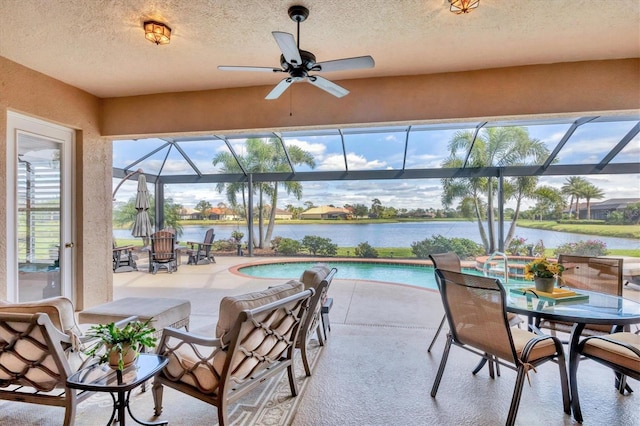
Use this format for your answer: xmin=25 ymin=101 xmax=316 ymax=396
xmin=173 ymin=140 xmax=226 ymax=174
xmin=610 ymin=133 xmax=640 ymax=164
xmin=405 ymin=128 xmax=463 ymax=169
xmin=555 ymin=119 xmax=638 ymax=165
xmin=342 ymin=126 xmax=407 ymax=170
xmin=282 ymin=132 xmax=345 ymax=172
xmin=113 ymin=138 xmax=168 ymax=171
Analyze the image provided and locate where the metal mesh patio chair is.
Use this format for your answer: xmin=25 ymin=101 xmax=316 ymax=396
xmin=428 ymin=252 xmax=521 ymax=353
xmin=570 ymin=331 xmax=640 ymax=421
xmin=430 ymin=269 xmax=570 ymax=426
xmin=537 ymin=255 xmax=623 ymax=336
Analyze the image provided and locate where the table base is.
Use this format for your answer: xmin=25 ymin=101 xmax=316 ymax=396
xmin=108 ymin=390 xmax=167 ymax=426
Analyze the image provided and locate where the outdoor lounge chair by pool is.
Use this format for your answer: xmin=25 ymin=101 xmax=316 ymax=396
xmin=152 ymin=282 xmax=313 ymax=425
xmin=186 ymin=228 xmax=215 ymax=265
xmin=149 ymin=230 xmax=178 ymax=274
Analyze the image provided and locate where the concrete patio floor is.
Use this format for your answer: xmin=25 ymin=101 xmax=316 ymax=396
xmin=109 ymin=255 xmax=640 ymax=425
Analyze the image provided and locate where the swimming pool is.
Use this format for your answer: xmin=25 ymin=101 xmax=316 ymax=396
xmin=238 ymin=260 xmax=530 ymax=290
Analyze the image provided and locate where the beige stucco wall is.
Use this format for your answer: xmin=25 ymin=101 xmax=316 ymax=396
xmin=101 ymin=59 xmax=640 ymax=138
xmin=0 ymin=57 xmax=111 ymax=309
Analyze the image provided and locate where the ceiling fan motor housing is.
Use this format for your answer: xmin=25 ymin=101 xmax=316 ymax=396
xmin=288 ymin=5 xmax=309 ymax=22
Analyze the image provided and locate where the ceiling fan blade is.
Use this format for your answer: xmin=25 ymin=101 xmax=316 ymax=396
xmin=308 ymin=76 xmax=349 ymax=98
xmin=218 ymin=66 xmax=283 ymax=73
xmin=314 ymin=56 xmax=375 ymax=73
xmin=272 ymin=31 xmax=302 ymax=66
xmin=265 ymin=78 xmax=293 ymax=100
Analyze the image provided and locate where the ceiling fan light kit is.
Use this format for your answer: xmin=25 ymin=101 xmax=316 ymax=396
xmin=449 ymin=0 xmax=480 ymax=14
xmin=144 ymin=21 xmax=171 ymax=45
xmin=218 ymin=5 xmax=374 ymax=100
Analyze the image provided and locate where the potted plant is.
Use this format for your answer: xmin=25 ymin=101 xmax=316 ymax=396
xmin=524 ymin=257 xmax=565 ymax=293
xmin=231 ymin=230 xmax=244 ymax=243
xmin=85 ymin=318 xmax=157 ymax=371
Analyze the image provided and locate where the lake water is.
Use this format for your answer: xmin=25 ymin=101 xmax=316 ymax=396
xmin=114 ymin=221 xmax=639 ymax=250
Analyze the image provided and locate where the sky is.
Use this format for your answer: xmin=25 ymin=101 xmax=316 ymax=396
xmin=112 ymin=117 xmax=640 ymax=212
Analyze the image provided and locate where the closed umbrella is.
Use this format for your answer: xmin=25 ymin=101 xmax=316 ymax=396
xmin=131 ymin=174 xmax=153 ymax=247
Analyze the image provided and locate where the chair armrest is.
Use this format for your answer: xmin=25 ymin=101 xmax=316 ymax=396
xmin=158 ymin=326 xmax=223 ymax=348
xmin=113 ymin=245 xmax=135 ymax=252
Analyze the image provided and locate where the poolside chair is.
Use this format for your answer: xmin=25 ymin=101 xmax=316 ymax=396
xmin=112 ymin=241 xmax=137 ymax=273
xmin=537 ymin=255 xmax=623 ymax=336
xmin=186 ymin=228 xmax=216 ymax=265
xmin=428 ymin=252 xmax=521 ymax=352
xmin=297 ymin=264 xmax=338 ymax=376
xmin=0 ymin=297 xmax=137 ymax=425
xmin=431 ymin=269 xmax=570 ymax=426
xmin=570 ymin=331 xmax=640 ymax=421
xmin=152 ymin=282 xmax=313 ymax=425
xmin=149 ymin=230 xmax=178 ymax=274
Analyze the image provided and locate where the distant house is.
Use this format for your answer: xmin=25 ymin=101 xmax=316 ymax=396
xmin=300 ymin=205 xmax=350 ymax=220
xmin=179 ymin=207 xmax=200 ymax=220
xmin=573 ymin=198 xmax=640 ymax=220
xmin=272 ymin=208 xmax=293 ymax=220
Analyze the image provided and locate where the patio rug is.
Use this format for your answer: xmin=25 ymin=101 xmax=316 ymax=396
xmin=0 ymin=339 xmax=323 ymax=426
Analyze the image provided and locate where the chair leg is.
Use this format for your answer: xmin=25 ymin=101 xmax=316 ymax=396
xmin=428 ymin=314 xmax=446 ymax=352
xmin=431 ymin=334 xmax=453 ymax=397
xmin=63 ymin=390 xmax=77 ymax=426
xmin=506 ymin=366 xmax=527 ymax=426
xmin=316 ymin=323 xmax=325 ymax=346
xmin=287 ymin=363 xmax=299 ymax=396
xmin=218 ymin=400 xmax=228 ymax=426
xmin=301 ymin=342 xmax=312 ymax=376
xmin=152 ymin=381 xmax=164 ymax=416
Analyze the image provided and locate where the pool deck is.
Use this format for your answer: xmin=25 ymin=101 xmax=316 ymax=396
xmin=107 ymin=255 xmax=640 ymax=425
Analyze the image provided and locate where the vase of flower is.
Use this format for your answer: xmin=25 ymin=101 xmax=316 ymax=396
xmin=534 ymin=277 xmax=555 ymax=293
xmin=525 ymin=257 xmax=565 ymax=294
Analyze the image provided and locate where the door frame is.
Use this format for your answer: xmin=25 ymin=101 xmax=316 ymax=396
xmin=6 ymin=111 xmax=75 ymax=302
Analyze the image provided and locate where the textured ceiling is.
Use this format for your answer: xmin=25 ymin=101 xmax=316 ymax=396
xmin=1 ymin=0 xmax=639 ymax=98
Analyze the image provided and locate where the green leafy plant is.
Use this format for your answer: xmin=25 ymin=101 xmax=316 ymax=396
xmin=85 ymin=318 xmax=157 ymax=370
xmin=301 ymin=235 xmax=338 ymax=256
xmin=231 ymin=230 xmax=244 ymax=242
xmin=355 ymin=242 xmax=378 ymax=258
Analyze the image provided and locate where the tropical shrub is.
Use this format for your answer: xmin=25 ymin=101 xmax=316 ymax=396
xmin=213 ymin=239 xmax=237 ymax=251
xmin=506 ymin=236 xmax=528 ymax=255
xmin=301 ymin=235 xmax=337 ymax=256
xmin=273 ymin=237 xmax=301 ymax=255
xmin=554 ymin=240 xmax=608 ymax=257
xmin=411 ymin=234 xmax=483 ymax=259
xmin=355 ymin=242 xmax=378 ymax=258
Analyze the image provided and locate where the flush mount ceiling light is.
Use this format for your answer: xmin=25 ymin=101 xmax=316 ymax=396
xmin=449 ymin=0 xmax=479 ymax=14
xmin=144 ymin=21 xmax=171 ymax=45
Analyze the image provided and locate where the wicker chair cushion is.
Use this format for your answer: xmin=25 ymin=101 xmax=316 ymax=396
xmin=0 ymin=315 xmax=65 ymax=390
xmin=215 ymin=280 xmax=304 ymax=339
xmin=511 ymin=327 xmax=557 ymax=361
xmin=164 ymin=343 xmax=227 ymax=394
xmin=0 ymin=297 xmax=80 ymax=336
xmin=581 ymin=332 xmax=640 ymax=372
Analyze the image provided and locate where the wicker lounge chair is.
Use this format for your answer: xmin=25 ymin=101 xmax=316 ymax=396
xmin=186 ymin=228 xmax=215 ymax=265
xmin=297 ymin=264 xmax=337 ymax=376
xmin=152 ymin=282 xmax=313 ymax=425
xmin=430 ymin=269 xmax=570 ymax=426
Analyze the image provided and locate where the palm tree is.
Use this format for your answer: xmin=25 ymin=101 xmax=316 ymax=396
xmin=441 ymin=127 xmax=550 ymax=254
xmin=580 ymin=182 xmax=605 ymax=219
xmin=213 ymin=138 xmax=314 ymax=248
xmin=561 ymin=176 xmax=589 ymax=219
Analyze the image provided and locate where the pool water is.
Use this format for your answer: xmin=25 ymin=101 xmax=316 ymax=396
xmin=239 ymin=261 xmax=530 ymax=290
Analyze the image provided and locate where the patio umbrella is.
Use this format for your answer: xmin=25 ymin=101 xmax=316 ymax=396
xmin=131 ymin=174 xmax=153 ymax=247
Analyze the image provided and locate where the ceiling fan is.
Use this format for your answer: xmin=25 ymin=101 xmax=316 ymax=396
xmin=218 ymin=5 xmax=375 ymax=100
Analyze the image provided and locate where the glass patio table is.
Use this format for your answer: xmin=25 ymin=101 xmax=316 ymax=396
xmin=506 ymin=288 xmax=640 ymax=423
xmin=67 ymin=353 xmax=168 ymax=426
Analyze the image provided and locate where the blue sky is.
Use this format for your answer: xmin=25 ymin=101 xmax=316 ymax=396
xmin=113 ymin=118 xmax=639 ymax=210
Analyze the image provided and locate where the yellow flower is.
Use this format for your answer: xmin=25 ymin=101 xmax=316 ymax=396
xmin=524 ymin=257 xmax=565 ymax=280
